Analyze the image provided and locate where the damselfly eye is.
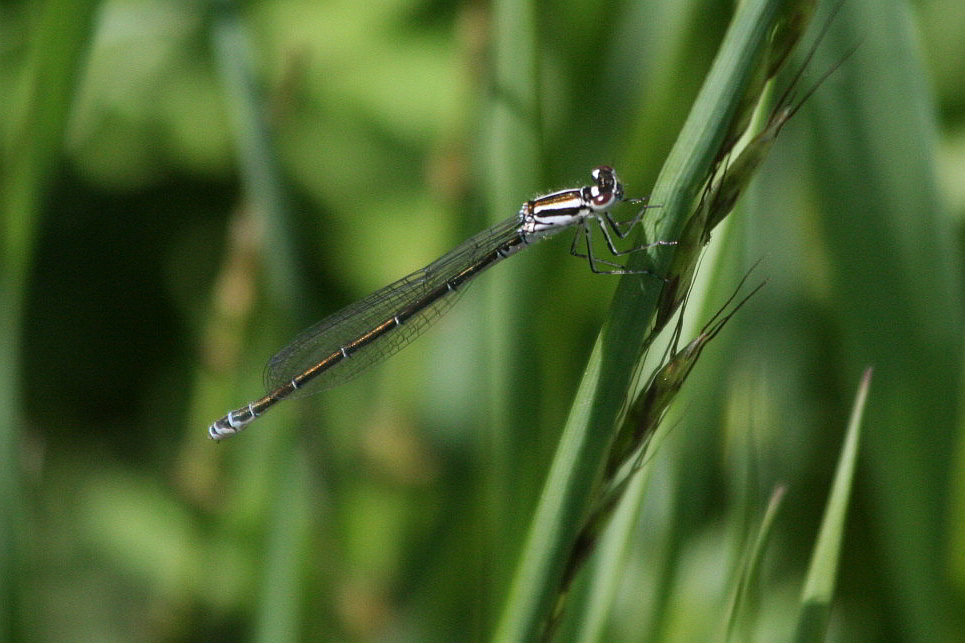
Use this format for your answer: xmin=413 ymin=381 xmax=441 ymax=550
xmin=592 ymin=166 xmax=618 ymax=193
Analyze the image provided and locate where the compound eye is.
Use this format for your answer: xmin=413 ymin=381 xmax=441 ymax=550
xmin=591 ymin=189 xmax=616 ymax=209
xmin=595 ymin=166 xmax=618 ymax=191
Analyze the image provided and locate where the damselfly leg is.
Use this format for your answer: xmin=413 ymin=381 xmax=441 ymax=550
xmin=568 ymin=203 xmax=675 ymax=276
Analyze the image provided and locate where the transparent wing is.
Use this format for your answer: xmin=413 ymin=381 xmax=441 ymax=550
xmin=264 ymin=213 xmax=522 ymax=396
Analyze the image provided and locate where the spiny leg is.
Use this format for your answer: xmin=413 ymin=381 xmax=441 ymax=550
xmin=607 ymin=199 xmax=661 ymax=237
xmin=598 ymin=214 xmax=676 ymax=257
xmin=575 ymin=220 xmax=665 ymax=278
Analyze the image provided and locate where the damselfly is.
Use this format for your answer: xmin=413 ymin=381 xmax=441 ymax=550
xmin=208 ymin=166 xmax=670 ymax=439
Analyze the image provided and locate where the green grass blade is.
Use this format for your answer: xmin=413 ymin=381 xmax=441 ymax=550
xmin=207 ymin=4 xmax=310 ymax=640
xmin=792 ymin=367 xmax=871 ymax=642
xmin=570 ymin=464 xmax=654 ymax=643
xmin=491 ymin=2 xmax=794 ymax=640
xmin=0 ymin=0 xmax=100 ymax=637
xmin=210 ymin=0 xmax=301 ymax=310
xmin=480 ymin=0 xmax=543 ymax=628
xmin=724 ymin=486 xmax=788 ymax=643
xmin=801 ymin=0 xmax=964 ymax=637
xmin=569 ymin=412 xmax=677 ymax=643
xmin=252 ymin=454 xmax=314 ymax=643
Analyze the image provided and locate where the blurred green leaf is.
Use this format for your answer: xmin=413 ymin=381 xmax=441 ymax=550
xmin=1 ymin=0 xmax=99 ymax=638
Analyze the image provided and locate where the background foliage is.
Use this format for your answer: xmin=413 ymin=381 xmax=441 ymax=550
xmin=2 ymin=0 xmax=964 ymax=641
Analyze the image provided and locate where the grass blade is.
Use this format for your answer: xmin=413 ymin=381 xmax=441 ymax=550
xmin=480 ymin=0 xmax=543 ymax=628
xmin=724 ymin=486 xmax=788 ymax=642
xmin=492 ymin=1 xmax=795 ymax=640
xmin=792 ymin=367 xmax=871 ymax=642
xmin=800 ymin=0 xmax=963 ymax=636
xmin=0 ymin=0 xmax=100 ymax=637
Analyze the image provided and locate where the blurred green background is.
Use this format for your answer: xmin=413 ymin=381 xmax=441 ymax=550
xmin=2 ymin=0 xmax=964 ymax=640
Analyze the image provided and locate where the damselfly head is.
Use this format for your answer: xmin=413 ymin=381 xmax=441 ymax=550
xmin=591 ymin=165 xmax=617 ymax=191
xmin=588 ymin=165 xmax=624 ymax=210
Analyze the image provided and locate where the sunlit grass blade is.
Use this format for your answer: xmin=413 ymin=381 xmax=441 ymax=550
xmin=568 ymin=461 xmax=656 ymax=643
xmin=792 ymin=367 xmax=870 ymax=642
xmin=491 ymin=1 xmax=798 ymax=640
xmin=563 ymin=268 xmax=765 ymax=643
